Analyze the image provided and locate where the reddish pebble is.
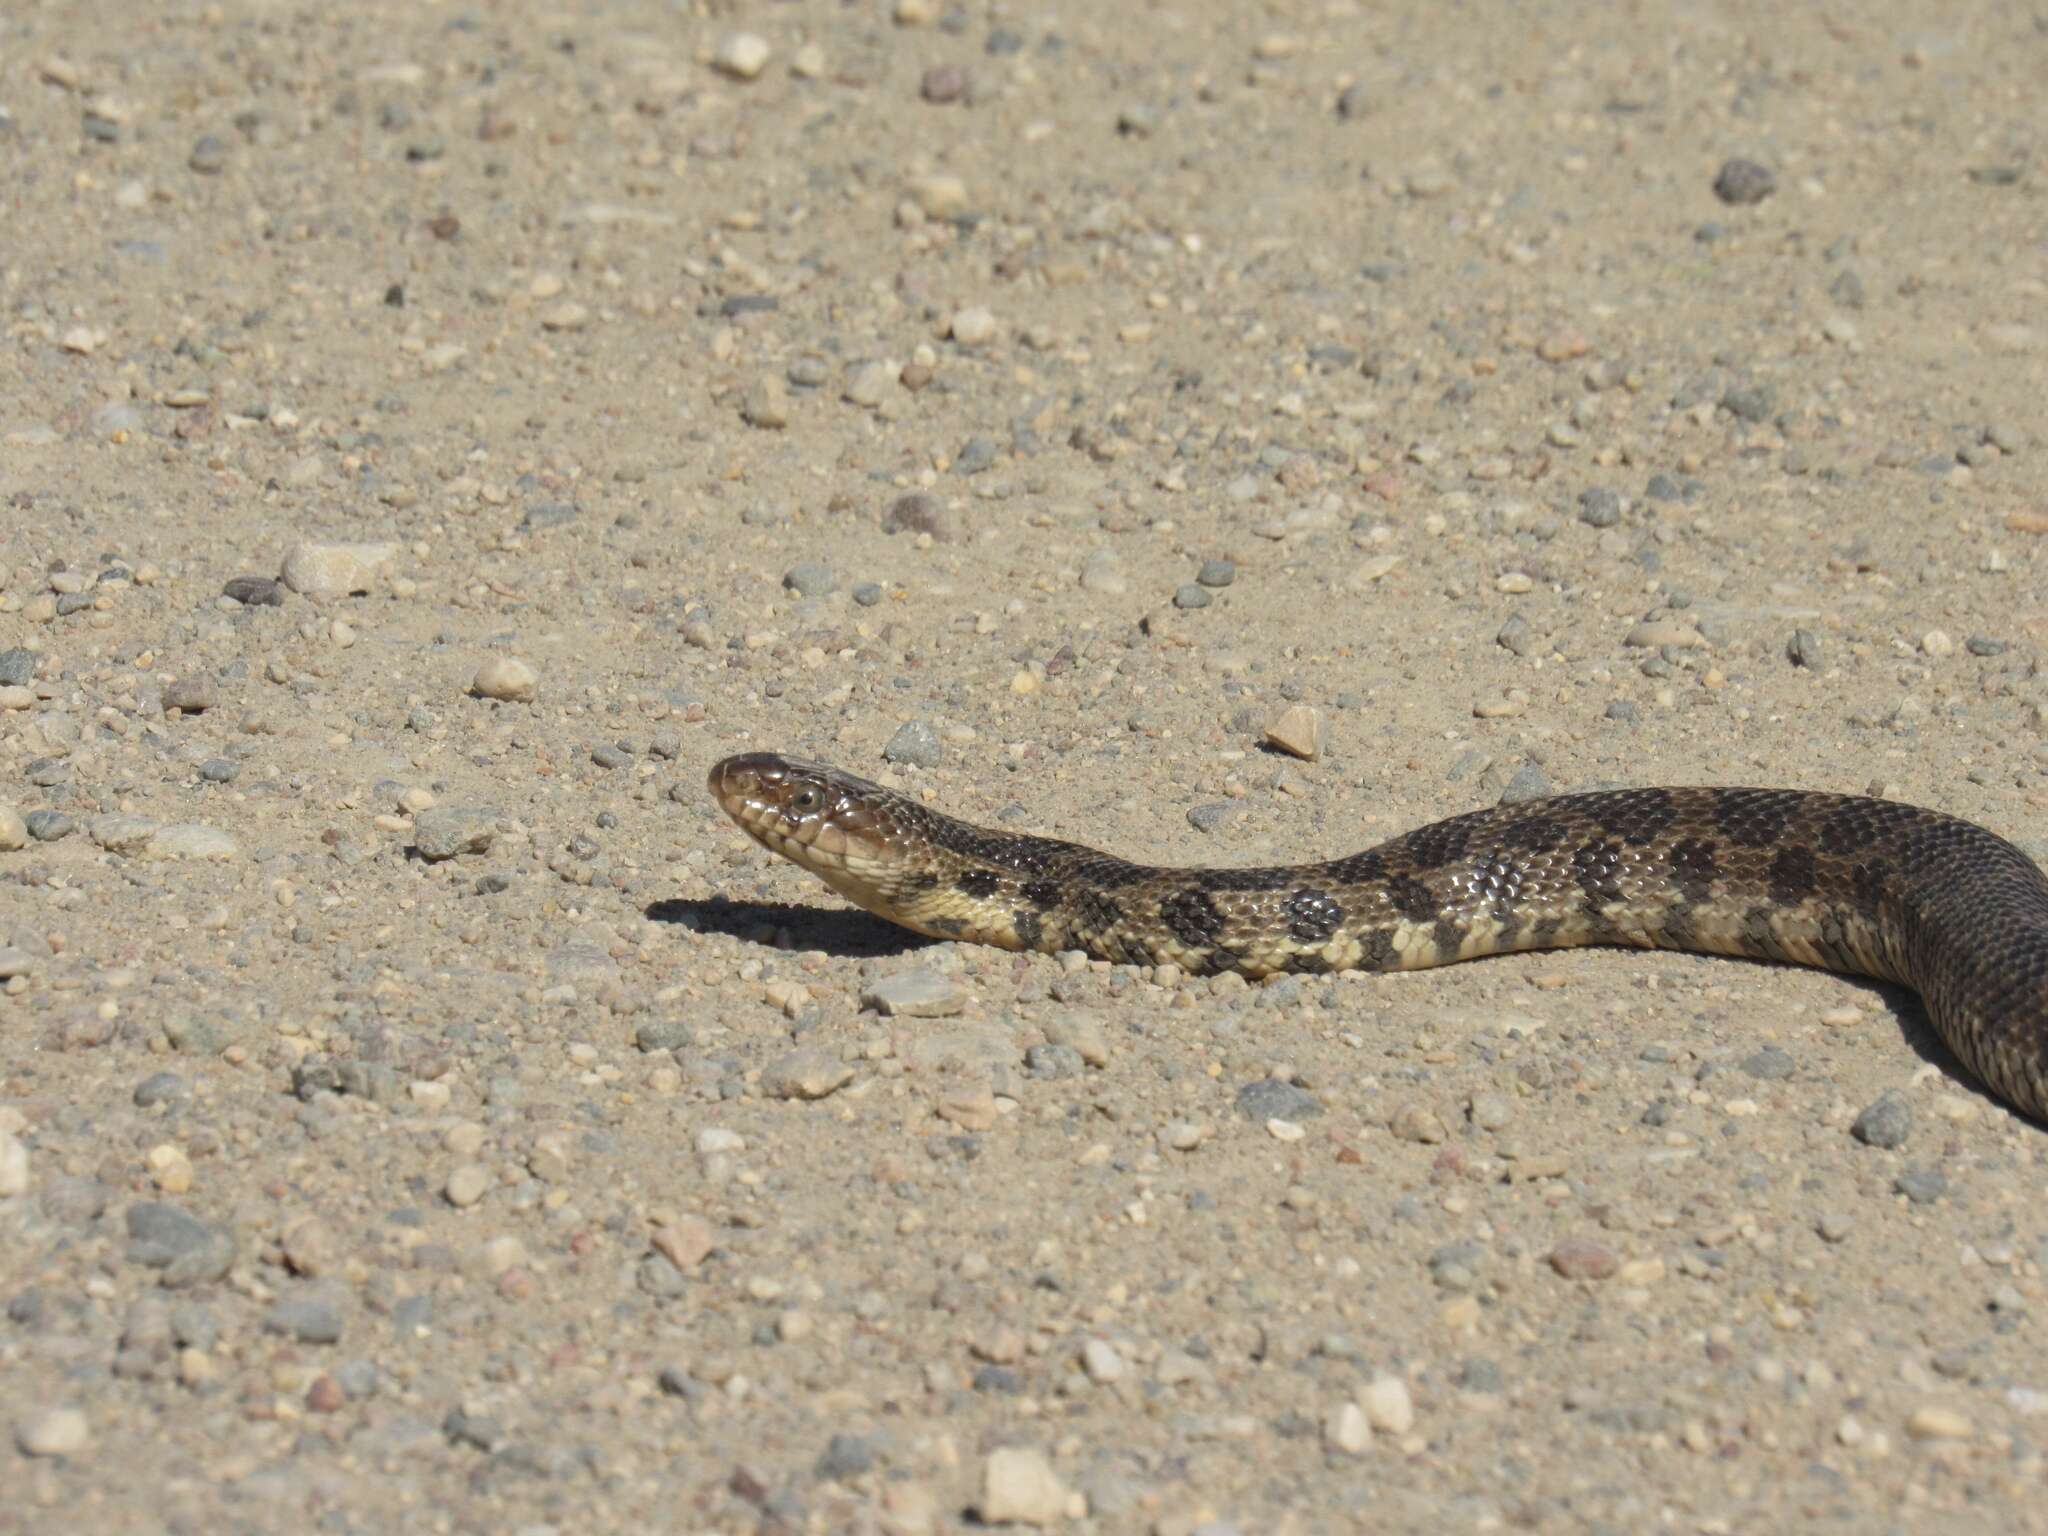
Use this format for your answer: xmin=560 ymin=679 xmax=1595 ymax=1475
xmin=921 ymin=65 xmax=968 ymax=103
xmin=1549 ymin=1236 xmax=1619 ymax=1280
xmin=306 ymin=1375 xmax=346 ymax=1413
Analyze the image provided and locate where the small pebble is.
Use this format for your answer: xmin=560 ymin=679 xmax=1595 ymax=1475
xmin=711 ymin=32 xmax=771 ymax=80
xmin=0 ymin=805 xmax=26 ymax=851
xmin=783 ymin=561 xmax=837 ymax=597
xmin=882 ymin=719 xmax=942 ymax=768
xmin=15 ymin=1408 xmax=90 ymax=1458
xmin=1363 ymin=1374 xmax=1415 ymax=1434
xmin=979 ymin=1446 xmax=1070 ymax=1526
xmin=950 ymin=306 xmax=998 ymax=347
xmin=413 ymin=806 xmax=496 ymax=861
xmin=1713 ymin=157 xmax=1776 ymax=205
xmin=764 ymin=1047 xmax=854 ymax=1100
xmin=472 ymin=657 xmax=539 ymax=703
xmin=445 ymin=1165 xmax=490 ymax=1208
xmin=1263 ymin=703 xmax=1324 ymax=760
xmin=861 ymin=969 xmax=969 ymax=1018
xmin=1851 ymin=1093 xmax=1912 ymax=1150
xmin=1549 ymin=1236 xmax=1619 ymax=1280
xmin=162 ymin=675 xmax=218 ymax=713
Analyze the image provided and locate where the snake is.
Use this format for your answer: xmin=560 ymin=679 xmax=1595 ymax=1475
xmin=708 ymin=751 xmax=2048 ymax=1121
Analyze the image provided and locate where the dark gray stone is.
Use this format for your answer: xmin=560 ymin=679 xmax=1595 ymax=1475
xmin=1235 ymin=1078 xmax=1322 ymax=1122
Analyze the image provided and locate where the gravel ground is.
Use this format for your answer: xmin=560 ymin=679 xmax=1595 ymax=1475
xmin=3 ymin=1 xmax=2048 ymax=1532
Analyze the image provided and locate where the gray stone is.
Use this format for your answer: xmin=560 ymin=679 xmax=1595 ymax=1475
xmin=814 ymin=1432 xmax=878 ymax=1481
xmin=635 ymin=1019 xmax=695 ymax=1053
xmin=1577 ymin=488 xmax=1622 ymax=527
xmin=265 ymin=1292 xmax=344 ymax=1344
xmin=1740 ymin=1045 xmax=1795 ymax=1081
xmin=955 ymin=435 xmax=998 ymax=475
xmin=782 ymin=561 xmax=837 ymax=598
xmin=1851 ymin=1093 xmax=1912 ymax=1149
xmin=162 ymin=675 xmax=218 ymax=713
xmin=413 ymin=806 xmax=496 ymax=860
xmin=1498 ymin=763 xmax=1552 ymax=804
xmin=1712 ymin=158 xmax=1776 ymax=205
xmin=1235 ymin=1078 xmax=1322 ymax=1121
xmin=222 ymin=575 xmax=285 ymax=606
xmin=1787 ymin=629 xmax=1823 ymax=668
xmin=197 ymin=757 xmax=239 ymax=783
xmin=1197 ymin=558 xmax=1236 ymax=588
xmin=1894 ymin=1165 xmax=1947 ymax=1205
xmin=0 ymin=649 xmax=37 ymax=686
xmin=1172 ymin=584 xmax=1212 ymax=609
xmin=125 ymin=1202 xmax=234 ymax=1287
xmin=882 ymin=720 xmax=942 ymax=768
xmin=133 ymin=1072 xmax=188 ymax=1109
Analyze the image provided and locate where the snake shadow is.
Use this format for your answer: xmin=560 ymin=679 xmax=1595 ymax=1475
xmin=645 ymin=895 xmax=937 ymax=962
xmin=1853 ymin=975 xmax=2001 ymax=1110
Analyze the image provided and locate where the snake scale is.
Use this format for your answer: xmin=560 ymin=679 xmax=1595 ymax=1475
xmin=709 ymin=752 xmax=2048 ymax=1121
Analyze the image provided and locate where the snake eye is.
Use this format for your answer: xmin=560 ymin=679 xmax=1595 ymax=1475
xmin=789 ymin=787 xmax=822 ymax=814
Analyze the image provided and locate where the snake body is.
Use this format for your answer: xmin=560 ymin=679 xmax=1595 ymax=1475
xmin=709 ymin=752 xmax=2048 ymax=1120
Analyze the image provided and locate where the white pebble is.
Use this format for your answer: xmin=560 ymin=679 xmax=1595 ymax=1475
xmin=1081 ymin=1338 xmax=1125 ymax=1382
xmin=1363 ymin=1373 xmax=1415 ymax=1434
xmin=950 ymin=306 xmax=998 ymax=347
xmin=278 ymin=539 xmax=397 ymax=597
xmin=1323 ymin=1401 xmax=1372 ymax=1454
xmin=0 ymin=1130 xmax=28 ymax=1197
xmin=472 ymin=657 xmax=539 ymax=702
xmin=978 ymin=1446 xmax=1071 ymax=1525
xmin=445 ymin=1164 xmax=490 ymax=1208
xmin=15 ymin=1407 xmax=89 ymax=1457
xmin=712 ymin=32 xmax=771 ymax=79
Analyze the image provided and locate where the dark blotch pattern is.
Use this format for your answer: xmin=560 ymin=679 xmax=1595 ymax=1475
xmin=1020 ymin=879 xmax=1064 ymax=911
xmin=1597 ymin=787 xmax=1677 ymax=845
xmin=1713 ymin=788 xmax=1803 ymax=848
xmin=1403 ymin=813 xmax=1475 ymax=871
xmin=955 ymin=868 xmax=1001 ymax=900
xmin=1502 ymin=814 xmax=1568 ymax=854
xmin=1387 ymin=873 xmax=1439 ymax=923
xmin=1285 ymin=887 xmax=1345 ymax=944
xmin=1667 ymin=838 xmax=1719 ymax=901
xmin=1197 ymin=865 xmax=1297 ymax=893
xmin=1572 ymin=839 xmax=1625 ymax=904
xmin=1768 ymin=844 xmax=1817 ymax=904
xmin=1160 ymin=887 xmax=1224 ymax=949
xmin=1071 ymin=889 xmax=1126 ymax=936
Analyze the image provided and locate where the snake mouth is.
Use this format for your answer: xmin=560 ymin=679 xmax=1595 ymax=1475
xmin=707 ymin=752 xmax=894 ymax=879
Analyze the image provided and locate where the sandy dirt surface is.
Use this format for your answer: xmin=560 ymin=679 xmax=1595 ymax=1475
xmin=3 ymin=0 xmax=2048 ymax=1531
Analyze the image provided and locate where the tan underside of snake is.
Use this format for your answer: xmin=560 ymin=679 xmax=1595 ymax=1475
xmin=708 ymin=752 xmax=2048 ymax=1122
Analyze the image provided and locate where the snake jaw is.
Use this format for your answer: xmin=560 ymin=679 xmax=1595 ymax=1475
xmin=708 ymin=751 xmax=899 ymax=887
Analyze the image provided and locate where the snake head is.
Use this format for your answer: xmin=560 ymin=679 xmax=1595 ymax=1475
xmin=707 ymin=752 xmax=900 ymax=879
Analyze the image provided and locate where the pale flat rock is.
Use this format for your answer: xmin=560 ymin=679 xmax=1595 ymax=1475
xmin=413 ymin=806 xmax=496 ymax=861
xmin=146 ymin=824 xmax=240 ymax=860
xmin=0 ymin=804 xmax=26 ymax=850
xmin=279 ymin=540 xmax=399 ymax=597
xmin=979 ymin=1446 xmax=1072 ymax=1526
xmin=896 ymin=1024 xmax=1021 ymax=1076
xmin=15 ymin=1407 xmax=89 ymax=1458
xmin=90 ymin=814 xmax=163 ymax=854
xmin=863 ymin=969 xmax=970 ymax=1018
xmin=764 ymin=1046 xmax=854 ymax=1100
xmin=0 ymin=1130 xmax=28 ymax=1197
